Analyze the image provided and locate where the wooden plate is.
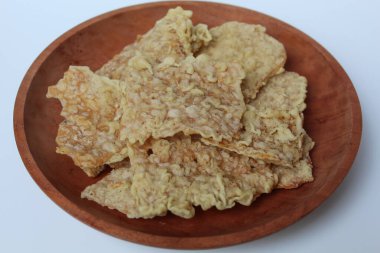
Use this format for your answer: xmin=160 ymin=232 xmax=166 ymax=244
xmin=13 ymin=1 xmax=362 ymax=249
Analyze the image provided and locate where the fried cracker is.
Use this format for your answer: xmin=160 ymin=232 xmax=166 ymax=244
xmin=81 ymin=136 xmax=278 ymax=219
xmin=202 ymin=72 xmax=308 ymax=167
xmin=96 ymin=7 xmax=211 ymax=79
xmin=273 ymin=133 xmax=314 ymax=189
xmin=47 ymin=66 xmax=128 ymax=176
xmin=119 ymin=55 xmax=246 ymax=144
xmin=191 ymin=23 xmax=212 ymax=52
xmin=199 ymin=21 xmax=286 ymax=100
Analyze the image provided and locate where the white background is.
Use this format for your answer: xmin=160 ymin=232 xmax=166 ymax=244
xmin=1 ymin=0 xmax=379 ymax=252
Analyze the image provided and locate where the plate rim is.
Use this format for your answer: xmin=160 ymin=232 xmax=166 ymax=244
xmin=13 ymin=1 xmax=362 ymax=249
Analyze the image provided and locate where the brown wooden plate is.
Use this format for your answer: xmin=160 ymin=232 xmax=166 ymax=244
xmin=13 ymin=1 xmax=362 ymax=249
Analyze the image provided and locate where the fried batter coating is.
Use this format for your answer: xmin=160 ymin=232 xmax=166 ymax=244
xmin=47 ymin=54 xmax=246 ymax=174
xmin=47 ymin=66 xmax=128 ymax=176
xmin=82 ymin=136 xmax=277 ymax=218
xmin=202 ymin=72 xmax=309 ymax=167
xmin=48 ymin=7 xmax=314 ymax=220
xmin=200 ymin=21 xmax=286 ymax=100
xmin=191 ymin=23 xmax=212 ymax=52
xmin=120 ymin=55 xmax=246 ymax=144
xmin=96 ymin=7 xmax=211 ymax=79
xmin=273 ymin=133 xmax=314 ymax=189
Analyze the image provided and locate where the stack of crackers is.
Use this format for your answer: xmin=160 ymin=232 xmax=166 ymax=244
xmin=47 ymin=7 xmax=314 ymax=219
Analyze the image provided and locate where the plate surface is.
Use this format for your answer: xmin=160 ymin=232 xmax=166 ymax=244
xmin=13 ymin=1 xmax=362 ymax=249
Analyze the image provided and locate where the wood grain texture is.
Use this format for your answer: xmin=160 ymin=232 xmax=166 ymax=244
xmin=13 ymin=1 xmax=362 ymax=249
